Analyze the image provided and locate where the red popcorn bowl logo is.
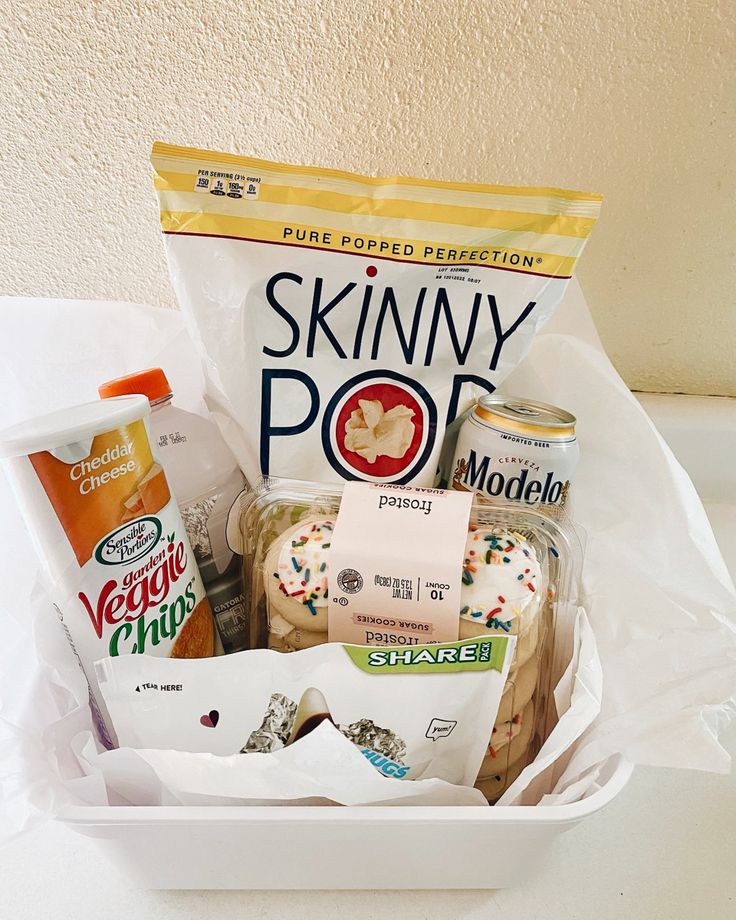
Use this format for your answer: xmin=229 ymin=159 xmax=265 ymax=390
xmin=322 ymin=371 xmax=437 ymax=483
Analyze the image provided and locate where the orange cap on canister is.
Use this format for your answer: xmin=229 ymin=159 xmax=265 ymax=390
xmin=98 ymin=368 xmax=172 ymax=403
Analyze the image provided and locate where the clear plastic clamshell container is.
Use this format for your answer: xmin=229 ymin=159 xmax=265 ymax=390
xmin=242 ymin=477 xmax=584 ymax=803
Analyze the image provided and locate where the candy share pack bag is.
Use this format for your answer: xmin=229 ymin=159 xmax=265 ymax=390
xmin=151 ymin=143 xmax=602 ymax=487
xmin=96 ymin=634 xmax=517 ymax=788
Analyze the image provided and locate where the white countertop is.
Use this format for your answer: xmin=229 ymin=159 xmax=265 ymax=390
xmin=2 ymin=394 xmax=735 ymax=918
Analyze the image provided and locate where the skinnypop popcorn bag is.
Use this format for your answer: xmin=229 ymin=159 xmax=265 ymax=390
xmin=151 ymin=143 xmax=601 ymax=485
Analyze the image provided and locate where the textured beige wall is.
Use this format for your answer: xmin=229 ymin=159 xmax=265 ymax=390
xmin=1 ymin=1 xmax=734 ymax=395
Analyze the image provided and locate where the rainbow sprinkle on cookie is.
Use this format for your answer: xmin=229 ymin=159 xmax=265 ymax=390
xmin=275 ymin=520 xmax=334 ymax=613
xmin=488 ymin=711 xmax=523 ymax=758
xmin=459 ymin=529 xmax=541 ymax=632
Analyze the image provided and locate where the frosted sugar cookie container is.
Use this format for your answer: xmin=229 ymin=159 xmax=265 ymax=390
xmin=243 ymin=477 xmax=583 ymax=801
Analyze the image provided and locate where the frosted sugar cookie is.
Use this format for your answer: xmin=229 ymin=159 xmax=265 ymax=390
xmin=496 ymin=656 xmax=538 ymax=724
xmin=265 ymin=521 xmax=545 ymax=649
xmin=458 ymin=528 xmax=542 ymax=640
xmin=478 ymin=701 xmax=535 ymax=779
xmin=459 ymin=615 xmax=539 ymax=668
xmin=264 ymin=519 xmax=333 ymax=632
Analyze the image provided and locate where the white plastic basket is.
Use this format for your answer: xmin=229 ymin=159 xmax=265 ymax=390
xmin=59 ymin=755 xmax=631 ymax=890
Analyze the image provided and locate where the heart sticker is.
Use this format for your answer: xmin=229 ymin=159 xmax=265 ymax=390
xmin=200 ymin=710 xmax=220 ymax=728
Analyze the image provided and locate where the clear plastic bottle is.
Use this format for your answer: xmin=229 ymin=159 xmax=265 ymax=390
xmin=99 ymin=368 xmax=249 ymax=653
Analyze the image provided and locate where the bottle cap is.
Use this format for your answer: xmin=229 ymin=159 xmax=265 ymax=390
xmin=98 ymin=368 xmax=172 ymax=403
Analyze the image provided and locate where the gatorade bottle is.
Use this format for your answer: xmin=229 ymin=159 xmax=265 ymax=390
xmin=99 ymin=368 xmax=250 ymax=653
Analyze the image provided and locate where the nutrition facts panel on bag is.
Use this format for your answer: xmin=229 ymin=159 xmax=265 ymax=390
xmin=328 ymin=483 xmax=473 ymax=646
xmin=193 ymin=168 xmax=260 ymax=199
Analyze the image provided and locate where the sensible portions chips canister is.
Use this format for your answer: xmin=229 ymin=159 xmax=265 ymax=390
xmin=0 ymin=395 xmax=215 ymax=746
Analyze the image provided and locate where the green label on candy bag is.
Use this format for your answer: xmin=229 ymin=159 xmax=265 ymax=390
xmin=343 ymin=635 xmax=513 ymax=674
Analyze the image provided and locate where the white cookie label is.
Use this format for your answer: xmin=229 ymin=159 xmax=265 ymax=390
xmin=328 ymin=483 xmax=473 ymax=645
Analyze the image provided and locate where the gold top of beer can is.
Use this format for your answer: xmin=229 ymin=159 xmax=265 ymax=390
xmin=475 ymin=396 xmax=576 ymax=438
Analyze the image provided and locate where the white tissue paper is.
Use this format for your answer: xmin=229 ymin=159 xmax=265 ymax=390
xmin=73 ymin=721 xmax=487 ymax=807
xmin=0 ymin=282 xmax=734 ymax=839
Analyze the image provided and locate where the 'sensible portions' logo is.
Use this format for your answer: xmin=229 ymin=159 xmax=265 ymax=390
xmin=94 ymin=517 xmax=162 ymax=565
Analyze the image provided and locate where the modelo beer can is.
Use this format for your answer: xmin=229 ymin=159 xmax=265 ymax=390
xmin=451 ymin=396 xmax=578 ymax=507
